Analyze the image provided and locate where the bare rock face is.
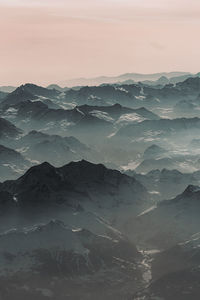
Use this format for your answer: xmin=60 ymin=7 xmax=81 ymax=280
xmin=0 ymin=160 xmax=149 ymax=213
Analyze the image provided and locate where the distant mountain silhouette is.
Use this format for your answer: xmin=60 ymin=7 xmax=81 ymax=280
xmin=1 ymin=83 xmax=60 ymax=107
xmin=0 ymin=117 xmax=22 ymax=139
xmin=59 ymin=72 xmax=191 ymax=87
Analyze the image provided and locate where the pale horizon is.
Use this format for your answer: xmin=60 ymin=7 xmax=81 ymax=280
xmin=0 ymin=0 xmax=200 ymax=86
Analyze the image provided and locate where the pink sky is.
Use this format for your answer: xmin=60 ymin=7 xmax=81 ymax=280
xmin=0 ymin=0 xmax=200 ymax=86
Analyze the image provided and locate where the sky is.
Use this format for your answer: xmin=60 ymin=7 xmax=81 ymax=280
xmin=0 ymin=0 xmax=200 ymax=86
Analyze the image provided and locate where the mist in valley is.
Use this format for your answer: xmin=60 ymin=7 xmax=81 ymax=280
xmin=1 ymin=0 xmax=200 ymax=298
xmin=0 ymin=74 xmax=200 ymax=299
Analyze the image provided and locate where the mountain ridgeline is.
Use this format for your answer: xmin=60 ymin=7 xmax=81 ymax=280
xmin=1 ymin=74 xmax=200 ymax=299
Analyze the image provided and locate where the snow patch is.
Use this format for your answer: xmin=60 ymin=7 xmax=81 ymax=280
xmin=116 ymin=113 xmax=145 ymax=124
xmin=137 ymin=205 xmax=157 ymax=217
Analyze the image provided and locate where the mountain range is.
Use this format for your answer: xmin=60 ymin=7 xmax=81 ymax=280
xmin=1 ymin=72 xmax=200 ymax=299
xmin=0 ymin=160 xmax=149 ymax=219
xmin=59 ymin=72 xmax=191 ymax=87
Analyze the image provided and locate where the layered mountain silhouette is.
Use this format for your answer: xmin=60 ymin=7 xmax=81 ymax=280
xmin=59 ymin=72 xmax=190 ymax=87
xmin=143 ymin=144 xmax=167 ymax=160
xmin=77 ymin=103 xmax=159 ymax=122
xmin=125 ymin=185 xmax=200 ymax=249
xmin=0 ymin=117 xmax=22 ymax=139
xmin=0 ymin=144 xmax=30 ymax=181
xmin=127 ymin=168 xmax=200 ymax=200
xmin=1 ymin=83 xmax=60 ymax=107
xmin=62 ymin=77 xmax=200 ymax=109
xmin=16 ymin=130 xmax=100 ymax=166
xmin=1 ymin=73 xmax=200 ymax=299
xmin=0 ymin=160 xmax=149 ymax=214
xmin=116 ymin=117 xmax=200 ymax=139
xmin=0 ymin=218 xmax=143 ymax=300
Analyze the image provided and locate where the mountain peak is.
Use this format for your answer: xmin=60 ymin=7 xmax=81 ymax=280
xmin=113 ymin=103 xmax=122 ymax=108
xmin=183 ymin=185 xmax=200 ymax=195
xmin=0 ymin=160 xmax=149 ymax=210
xmin=38 ymin=161 xmax=53 ymax=169
xmin=19 ymin=161 xmax=56 ymax=182
xmin=162 ymin=185 xmax=200 ymax=206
